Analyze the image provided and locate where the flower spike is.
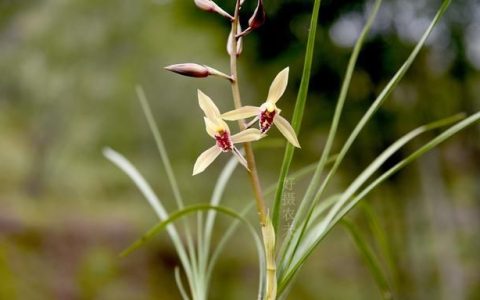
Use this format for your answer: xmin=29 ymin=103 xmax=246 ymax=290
xmin=193 ymin=90 xmax=263 ymax=175
xmin=222 ymin=67 xmax=300 ymax=148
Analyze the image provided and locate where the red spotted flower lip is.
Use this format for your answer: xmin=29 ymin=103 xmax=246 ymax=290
xmin=260 ymin=108 xmax=276 ymax=133
xmin=215 ymin=130 xmax=233 ymax=152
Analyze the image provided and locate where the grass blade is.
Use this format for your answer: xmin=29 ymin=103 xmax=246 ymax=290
xmin=204 ymin=202 xmax=267 ymax=298
xmin=277 ymin=194 xmax=340 ymax=277
xmin=272 ymin=0 xmax=323 ymax=232
xmin=294 ymin=0 xmax=382 ymax=231
xmin=361 ymin=203 xmax=398 ymax=289
xmin=122 ymin=202 xmax=266 ymax=298
xmin=332 ymin=111 xmax=480 ymax=228
xmin=203 ymin=156 xmax=239 ymax=267
xmin=280 ymin=0 xmax=383 ymax=274
xmin=278 ymin=0 xmax=453 ymax=289
xmin=119 ymin=203 xmax=264 ymax=262
xmin=342 ymin=220 xmax=393 ymax=300
xmin=102 ymin=148 xmax=192 ymax=278
xmin=136 ymin=85 xmax=185 ymax=208
xmin=279 ymin=112 xmax=463 ymax=290
xmin=135 ymin=86 xmax=202 ymax=298
xmin=175 ymin=266 xmax=191 ymax=300
xmin=309 ymin=0 xmax=452 ymax=212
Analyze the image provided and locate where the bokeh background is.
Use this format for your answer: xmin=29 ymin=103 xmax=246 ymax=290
xmin=1 ymin=0 xmax=479 ymax=299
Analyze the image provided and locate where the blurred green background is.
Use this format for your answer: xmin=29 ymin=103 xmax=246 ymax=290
xmin=1 ymin=0 xmax=479 ymax=299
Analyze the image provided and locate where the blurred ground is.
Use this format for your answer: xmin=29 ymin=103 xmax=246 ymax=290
xmin=0 ymin=0 xmax=479 ymax=299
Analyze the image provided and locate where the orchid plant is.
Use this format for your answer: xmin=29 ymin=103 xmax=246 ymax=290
xmin=104 ymin=0 xmax=480 ymax=299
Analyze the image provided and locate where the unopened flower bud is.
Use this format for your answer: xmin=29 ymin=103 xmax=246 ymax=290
xmin=165 ymin=63 xmax=233 ymax=81
xmin=248 ymin=0 xmax=266 ymax=30
xmin=236 ymin=0 xmax=266 ymax=38
xmin=194 ymin=0 xmax=233 ymax=20
xmin=165 ymin=63 xmax=210 ymax=78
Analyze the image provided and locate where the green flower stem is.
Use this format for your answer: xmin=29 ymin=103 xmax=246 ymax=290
xmin=229 ymin=1 xmax=275 ymax=299
xmin=229 ymin=0 xmax=267 ymax=226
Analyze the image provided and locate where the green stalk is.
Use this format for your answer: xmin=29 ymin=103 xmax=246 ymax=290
xmin=228 ymin=1 xmax=275 ymax=298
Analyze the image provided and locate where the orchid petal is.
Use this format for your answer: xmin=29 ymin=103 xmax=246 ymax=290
xmin=203 ymin=117 xmax=217 ymax=138
xmin=204 ymin=116 xmax=229 ymax=136
xmin=222 ymin=106 xmax=260 ymax=120
xmin=193 ymin=145 xmax=222 ymax=175
xmin=266 ymin=67 xmax=289 ymax=104
xmin=273 ymin=114 xmax=300 ymax=148
xmin=198 ymin=90 xmax=221 ymax=119
xmin=231 ymin=128 xmax=263 ymax=144
xmin=232 ymin=147 xmax=249 ymax=171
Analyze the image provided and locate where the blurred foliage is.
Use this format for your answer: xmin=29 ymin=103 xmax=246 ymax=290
xmin=0 ymin=0 xmax=479 ymax=299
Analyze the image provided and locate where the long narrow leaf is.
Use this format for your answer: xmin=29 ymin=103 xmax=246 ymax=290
xmin=279 ymin=112 xmax=463 ymax=290
xmin=309 ymin=0 xmax=452 ymax=215
xmin=342 ymin=220 xmax=393 ymax=300
xmin=361 ymin=203 xmax=397 ymax=287
xmin=103 ymin=148 xmax=192 ymax=278
xmin=277 ymin=194 xmax=340 ymax=277
xmin=295 ymin=0 xmax=382 ymax=232
xmin=204 ymin=202 xmax=266 ymax=298
xmin=289 ymin=111 xmax=480 ymax=296
xmin=279 ymin=0 xmax=452 ymax=289
xmin=280 ymin=0 xmax=383 ymax=274
xmin=136 ymin=86 xmax=185 ymax=208
xmin=122 ymin=203 xmax=266 ymax=299
xmin=203 ymin=156 xmax=239 ymax=264
xmin=332 ymin=111 xmax=480 ymax=228
xmin=135 ymin=87 xmax=199 ymax=293
xmin=175 ymin=266 xmax=191 ymax=300
xmin=119 ymin=204 xmax=264 ymax=269
xmin=272 ymin=0 xmax=323 ymax=231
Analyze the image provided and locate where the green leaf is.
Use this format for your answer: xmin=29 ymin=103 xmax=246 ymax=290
xmin=135 ymin=86 xmax=200 ymax=295
xmin=278 ymin=0 xmax=453 ymax=291
xmin=120 ymin=202 xmax=266 ymax=299
xmin=203 ymin=156 xmax=239 ymax=266
xmin=278 ymin=0 xmax=383 ymax=285
xmin=294 ymin=0 xmax=383 ymax=231
xmin=119 ymin=204 xmax=264 ymax=266
xmin=277 ymin=194 xmax=340 ymax=277
xmin=272 ymin=0 xmax=323 ymax=232
xmin=361 ymin=203 xmax=398 ymax=288
xmin=136 ymin=85 xmax=201 ymax=288
xmin=136 ymin=85 xmax=185 ymax=208
xmin=103 ymin=148 xmax=193 ymax=279
xmin=309 ymin=0 xmax=452 ymax=212
xmin=174 ymin=267 xmax=191 ymax=300
xmin=342 ymin=220 xmax=393 ymax=300
xmin=333 ymin=111 xmax=480 ymax=228
xmin=279 ymin=112 xmax=463 ymax=291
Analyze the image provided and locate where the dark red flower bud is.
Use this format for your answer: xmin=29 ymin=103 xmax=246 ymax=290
xmin=165 ymin=63 xmax=233 ymax=81
xmin=194 ymin=0 xmax=233 ymax=20
xmin=165 ymin=63 xmax=210 ymax=78
xmin=248 ymin=0 xmax=266 ymax=30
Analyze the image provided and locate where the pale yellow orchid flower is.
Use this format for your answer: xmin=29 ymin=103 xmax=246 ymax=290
xmin=221 ymin=67 xmax=300 ymax=148
xmin=193 ymin=90 xmax=263 ymax=175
